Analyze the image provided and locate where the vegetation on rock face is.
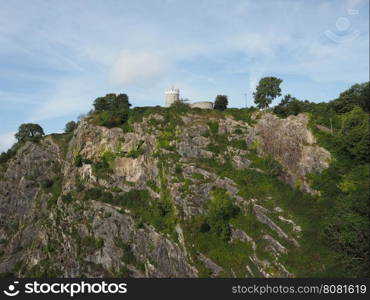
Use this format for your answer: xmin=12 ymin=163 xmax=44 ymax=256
xmin=270 ymin=81 xmax=369 ymax=276
xmin=0 ymin=80 xmax=368 ymax=278
xmin=204 ymin=188 xmax=240 ymax=241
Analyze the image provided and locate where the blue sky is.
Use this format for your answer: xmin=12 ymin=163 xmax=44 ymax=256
xmin=0 ymin=0 xmax=369 ymax=151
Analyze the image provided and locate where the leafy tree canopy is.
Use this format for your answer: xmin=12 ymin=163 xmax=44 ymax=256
xmin=64 ymin=121 xmax=77 ymax=133
xmin=15 ymin=123 xmax=44 ymax=142
xmin=214 ymin=95 xmax=228 ymax=111
xmin=92 ymin=93 xmax=132 ymax=128
xmin=330 ymin=82 xmax=369 ymax=113
xmin=253 ymin=77 xmax=283 ymax=109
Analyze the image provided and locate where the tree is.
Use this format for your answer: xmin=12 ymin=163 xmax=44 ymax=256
xmin=64 ymin=121 xmax=77 ymax=133
xmin=92 ymin=93 xmax=132 ymax=127
xmin=273 ymin=94 xmax=305 ymax=117
xmin=214 ymin=95 xmax=228 ymax=111
xmin=330 ymin=82 xmax=369 ymax=113
xmin=170 ymin=99 xmax=190 ymax=112
xmin=253 ymin=77 xmax=283 ymax=109
xmin=93 ymin=94 xmax=115 ymax=111
xmin=15 ymin=123 xmax=44 ymax=142
xmin=336 ymin=106 xmax=369 ymax=163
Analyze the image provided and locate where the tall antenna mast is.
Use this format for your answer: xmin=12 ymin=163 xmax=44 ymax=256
xmin=244 ymin=93 xmax=248 ymax=108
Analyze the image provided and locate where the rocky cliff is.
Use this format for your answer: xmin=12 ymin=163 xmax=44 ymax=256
xmin=0 ymin=110 xmax=331 ymax=277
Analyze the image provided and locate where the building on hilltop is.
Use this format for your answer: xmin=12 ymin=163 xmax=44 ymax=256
xmin=165 ymin=86 xmax=180 ymax=107
xmin=189 ymin=101 xmax=213 ymax=109
xmin=164 ymin=87 xmax=213 ymax=109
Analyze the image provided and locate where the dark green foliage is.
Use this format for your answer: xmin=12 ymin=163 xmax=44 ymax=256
xmin=331 ymin=82 xmax=369 ymax=113
xmin=224 ymin=107 xmax=257 ymax=124
xmin=64 ymin=121 xmax=77 ymax=133
xmin=61 ymin=193 xmax=73 ymax=204
xmin=229 ymin=139 xmax=248 ymax=150
xmin=335 ymin=106 xmax=369 ymax=163
xmin=183 ymin=215 xmax=254 ymax=277
xmin=46 ymin=239 xmax=58 ymax=253
xmin=147 ymin=180 xmax=160 ymax=193
xmin=85 ymin=187 xmax=102 ymax=199
xmin=214 ymin=95 xmax=228 ymax=111
xmin=0 ymin=148 xmax=16 ymax=164
xmin=74 ymin=154 xmax=83 ymax=167
xmin=170 ymin=99 xmax=190 ymax=112
xmin=199 ymin=222 xmax=211 ymax=233
xmin=308 ymin=106 xmax=369 ymax=276
xmin=261 ymin=155 xmax=283 ymax=177
xmin=233 ymin=128 xmax=243 ymax=135
xmin=253 ymin=77 xmax=283 ymax=109
xmin=273 ymin=94 xmax=308 ymax=117
xmin=15 ymin=123 xmax=44 ymax=142
xmin=40 ymin=178 xmax=54 ymax=189
xmin=174 ymin=165 xmax=182 ymax=174
xmin=205 ymin=189 xmax=240 ymax=241
xmin=92 ymin=93 xmax=131 ymax=128
xmin=126 ymin=141 xmax=145 ymax=158
xmin=91 ymin=153 xmax=113 ymax=178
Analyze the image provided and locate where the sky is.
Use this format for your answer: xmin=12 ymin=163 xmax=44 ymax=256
xmin=0 ymin=0 xmax=369 ymax=151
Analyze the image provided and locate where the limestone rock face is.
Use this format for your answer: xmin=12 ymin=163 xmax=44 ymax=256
xmin=254 ymin=113 xmax=331 ymax=193
xmin=0 ymin=111 xmax=331 ymax=278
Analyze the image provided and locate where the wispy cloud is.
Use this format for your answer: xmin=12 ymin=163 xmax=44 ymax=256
xmin=110 ymin=50 xmax=168 ymax=85
xmin=0 ymin=0 xmax=368 ymax=152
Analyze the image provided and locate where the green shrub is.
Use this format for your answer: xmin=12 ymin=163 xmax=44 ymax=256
xmin=233 ymin=128 xmax=243 ymax=135
xmin=147 ymin=180 xmax=160 ymax=193
xmin=126 ymin=147 xmax=144 ymax=158
xmin=91 ymin=93 xmax=131 ymax=128
xmin=174 ymin=165 xmax=182 ymax=175
xmin=40 ymin=178 xmax=54 ymax=189
xmin=61 ymin=193 xmax=73 ymax=204
xmin=199 ymin=222 xmax=211 ymax=233
xmin=205 ymin=189 xmax=240 ymax=241
xmin=74 ymin=154 xmax=83 ymax=167
xmin=0 ymin=148 xmax=17 ymax=164
xmin=229 ymin=139 xmax=248 ymax=150
xmin=192 ymin=172 xmax=204 ymax=180
xmin=84 ymin=188 xmax=103 ymax=200
xmin=207 ymin=122 xmax=219 ymax=135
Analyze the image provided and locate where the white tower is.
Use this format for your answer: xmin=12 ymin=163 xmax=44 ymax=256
xmin=165 ymin=86 xmax=180 ymax=107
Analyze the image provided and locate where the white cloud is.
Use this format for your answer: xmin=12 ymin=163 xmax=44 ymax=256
xmin=109 ymin=50 xmax=168 ymax=86
xmin=0 ymin=132 xmax=16 ymax=152
xmin=29 ymin=77 xmax=101 ymax=121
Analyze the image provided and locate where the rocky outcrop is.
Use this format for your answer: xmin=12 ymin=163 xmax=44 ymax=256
xmin=253 ymin=113 xmax=331 ymax=194
xmin=0 ymin=110 xmax=331 ymax=278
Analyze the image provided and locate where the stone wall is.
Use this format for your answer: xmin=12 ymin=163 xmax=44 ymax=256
xmin=189 ymin=101 xmax=213 ymax=109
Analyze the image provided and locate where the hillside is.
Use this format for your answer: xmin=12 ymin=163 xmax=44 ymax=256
xmin=0 ymin=103 xmax=368 ymax=278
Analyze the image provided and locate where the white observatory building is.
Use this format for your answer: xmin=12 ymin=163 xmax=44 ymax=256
xmin=165 ymin=87 xmax=180 ymax=107
xmin=164 ymin=86 xmax=213 ymax=109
